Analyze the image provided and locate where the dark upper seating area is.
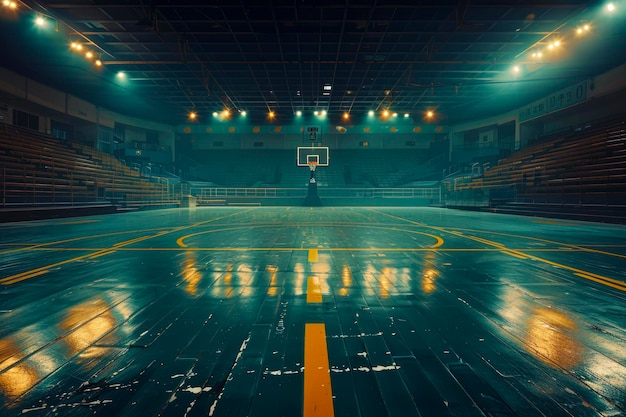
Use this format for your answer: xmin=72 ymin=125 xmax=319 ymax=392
xmin=0 ymin=124 xmax=174 ymax=208
xmin=453 ymin=116 xmax=626 ymax=211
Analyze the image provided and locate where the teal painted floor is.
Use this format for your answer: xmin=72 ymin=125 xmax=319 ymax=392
xmin=0 ymin=207 xmax=625 ymax=416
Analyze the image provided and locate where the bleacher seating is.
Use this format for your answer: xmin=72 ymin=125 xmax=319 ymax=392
xmin=0 ymin=124 xmax=177 ymax=209
xmin=451 ymin=116 xmax=626 ymax=221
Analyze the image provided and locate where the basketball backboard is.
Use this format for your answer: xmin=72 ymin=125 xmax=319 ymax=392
xmin=297 ymin=146 xmax=329 ymax=167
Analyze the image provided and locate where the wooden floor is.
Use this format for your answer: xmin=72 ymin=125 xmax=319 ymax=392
xmin=0 ymin=207 xmax=625 ymax=417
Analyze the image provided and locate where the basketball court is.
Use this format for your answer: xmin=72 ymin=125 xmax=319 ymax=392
xmin=1 ymin=206 xmax=625 ymax=416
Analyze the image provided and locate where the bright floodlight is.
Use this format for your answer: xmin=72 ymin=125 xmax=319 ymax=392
xmin=606 ymin=2 xmax=616 ymax=12
xmin=368 ymin=110 xmax=374 ymax=117
xmin=296 ymin=110 xmax=302 ymax=116
xmin=35 ymin=16 xmax=46 ymax=26
xmin=426 ymin=110 xmax=434 ymax=118
xmin=116 ymin=71 xmax=126 ymax=79
xmin=404 ymin=113 xmax=409 ymax=118
xmin=240 ymin=110 xmax=247 ymax=117
xmin=512 ymin=65 xmax=521 ymax=73
xmin=189 ymin=111 xmax=197 ymax=120
xmin=343 ymin=112 xmax=349 ymax=119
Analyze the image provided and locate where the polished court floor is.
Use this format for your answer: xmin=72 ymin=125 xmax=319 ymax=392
xmin=0 ymin=207 xmax=625 ymax=417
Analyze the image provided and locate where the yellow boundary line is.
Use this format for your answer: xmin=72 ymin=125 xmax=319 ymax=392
xmin=369 ymin=209 xmax=626 ymax=292
xmin=0 ymin=209 xmax=254 ymax=286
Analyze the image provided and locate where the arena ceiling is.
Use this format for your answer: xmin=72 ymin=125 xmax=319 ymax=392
xmin=0 ymin=1 xmax=625 ymax=125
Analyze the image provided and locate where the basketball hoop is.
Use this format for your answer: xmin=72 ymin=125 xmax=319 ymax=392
xmin=308 ymin=161 xmax=318 ymax=172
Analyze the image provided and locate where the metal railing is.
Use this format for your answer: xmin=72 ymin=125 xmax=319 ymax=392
xmin=191 ymin=187 xmax=442 ymax=202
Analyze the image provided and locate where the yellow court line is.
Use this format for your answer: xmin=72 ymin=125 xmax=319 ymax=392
xmin=369 ymin=209 xmax=626 ymax=292
xmin=308 ymin=249 xmax=319 ymax=263
xmin=1 ymin=209 xmax=256 ymax=286
xmin=303 ymin=323 xmax=334 ymax=417
xmin=307 ymin=276 xmax=323 ymax=303
xmin=1 ymin=270 xmax=50 ymax=286
xmin=175 ymin=224 xmax=444 ymax=249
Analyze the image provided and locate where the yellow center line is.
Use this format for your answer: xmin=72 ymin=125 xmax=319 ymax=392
xmin=303 ymin=323 xmax=334 ymax=417
xmin=308 ymin=249 xmax=319 ymax=262
xmin=307 ymin=276 xmax=323 ymax=303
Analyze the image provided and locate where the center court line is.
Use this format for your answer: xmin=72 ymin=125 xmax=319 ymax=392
xmin=307 ymin=276 xmax=323 ymax=303
xmin=304 ymin=246 xmax=334 ymax=416
xmin=304 ymin=323 xmax=335 ymax=417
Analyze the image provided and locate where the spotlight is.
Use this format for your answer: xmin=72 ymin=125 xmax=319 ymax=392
xmin=321 ymin=110 xmax=327 ymax=116
xmin=212 ymin=112 xmax=218 ymax=117
xmin=368 ymin=110 xmax=375 ymax=117
xmin=392 ymin=112 xmax=398 ymax=118
xmin=404 ymin=113 xmax=410 ymax=118
xmin=382 ymin=109 xmax=389 ymax=117
xmin=426 ymin=110 xmax=434 ymax=118
xmin=295 ymin=110 xmax=302 ymax=117
xmin=606 ymin=2 xmax=616 ymax=12
xmin=35 ymin=16 xmax=46 ymax=27
xmin=116 ymin=71 xmax=126 ymax=79
xmin=313 ymin=110 xmax=319 ymax=116
xmin=512 ymin=65 xmax=521 ymax=73
xmin=343 ymin=112 xmax=349 ymax=120
xmin=95 ymin=59 xmax=102 ymax=67
xmin=240 ymin=110 xmax=247 ymax=117
xmin=85 ymin=51 xmax=93 ymax=59
xmin=268 ymin=111 xmax=275 ymax=119
xmin=189 ymin=111 xmax=197 ymax=120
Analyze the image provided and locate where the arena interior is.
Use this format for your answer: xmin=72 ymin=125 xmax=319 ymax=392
xmin=0 ymin=1 xmax=625 ymax=416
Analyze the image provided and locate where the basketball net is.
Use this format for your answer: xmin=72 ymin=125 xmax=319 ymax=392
xmin=308 ymin=161 xmax=318 ymax=172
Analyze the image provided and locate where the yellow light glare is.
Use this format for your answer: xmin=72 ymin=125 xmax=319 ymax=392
xmin=223 ymin=109 xmax=230 ymax=117
xmin=584 ymin=24 xmax=590 ymax=31
xmin=607 ymin=3 xmax=616 ymax=12
xmin=426 ymin=110 xmax=434 ymax=118
xmin=85 ymin=51 xmax=93 ymax=59
xmin=554 ymin=40 xmax=561 ymax=47
xmin=343 ymin=112 xmax=349 ymax=119
xmin=95 ymin=59 xmax=102 ymax=66
xmin=382 ymin=110 xmax=389 ymax=117
xmin=512 ymin=65 xmax=520 ymax=73
xmin=189 ymin=111 xmax=197 ymax=120
xmin=268 ymin=111 xmax=275 ymax=118
xmin=2 ymin=0 xmax=9 ymax=6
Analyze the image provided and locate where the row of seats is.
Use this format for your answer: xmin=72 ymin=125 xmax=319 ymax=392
xmin=0 ymin=124 xmax=176 ymax=208
xmin=455 ymin=117 xmax=626 ymax=206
